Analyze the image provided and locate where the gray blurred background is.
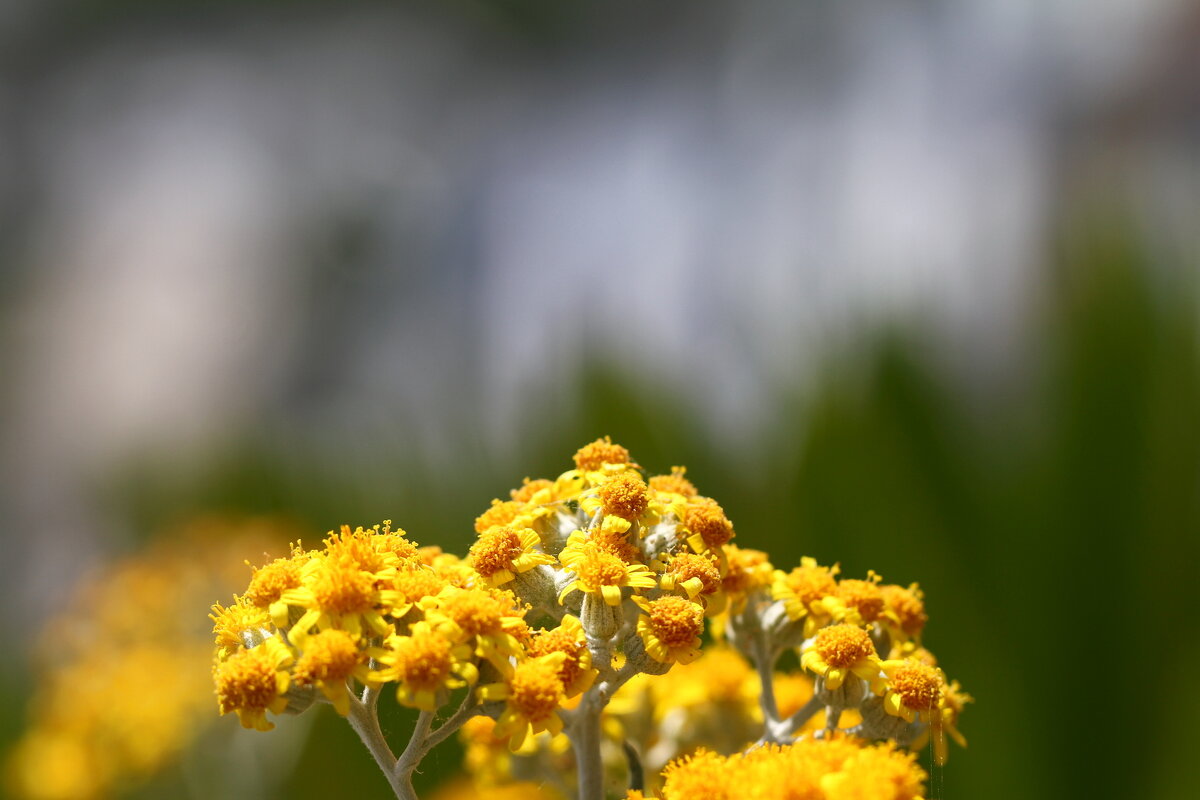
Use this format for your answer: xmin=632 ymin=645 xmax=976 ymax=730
xmin=1 ymin=1 xmax=1198 ymax=798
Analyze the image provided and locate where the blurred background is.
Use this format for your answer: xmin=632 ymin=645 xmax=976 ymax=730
xmin=1 ymin=0 xmax=1197 ymax=798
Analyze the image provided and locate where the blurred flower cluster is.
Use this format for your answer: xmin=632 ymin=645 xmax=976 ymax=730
xmin=5 ymin=518 xmax=296 ymax=800
xmin=210 ymin=439 xmax=969 ymax=799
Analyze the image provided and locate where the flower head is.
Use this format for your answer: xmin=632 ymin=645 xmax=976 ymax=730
xmin=878 ymin=659 xmax=946 ymax=724
xmin=800 ymin=624 xmax=884 ymax=692
xmin=633 ymin=595 xmax=705 ymax=665
xmin=557 ymin=541 xmax=656 ymax=607
xmin=478 ymin=653 xmax=569 ymax=751
xmin=291 ymin=628 xmax=372 ymax=715
xmin=214 ymin=637 xmax=294 ymax=731
xmin=573 ymin=436 xmax=635 ymax=473
xmin=771 ymin=557 xmax=839 ymax=637
xmin=469 ymin=525 xmax=556 ymax=588
xmin=373 ymin=621 xmax=478 ymax=711
xmin=527 ymin=615 xmax=597 ymax=698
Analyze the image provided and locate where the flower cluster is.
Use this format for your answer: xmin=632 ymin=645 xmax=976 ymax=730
xmin=208 ymin=439 xmax=970 ymax=800
xmin=5 ymin=518 xmax=295 ymax=800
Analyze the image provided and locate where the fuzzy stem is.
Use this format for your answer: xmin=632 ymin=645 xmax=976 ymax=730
xmin=347 ymin=695 xmax=412 ymax=799
xmin=570 ymin=694 xmax=604 ymax=800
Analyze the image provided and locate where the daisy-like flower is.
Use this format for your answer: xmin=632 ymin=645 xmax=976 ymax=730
xmin=389 ymin=565 xmax=449 ymax=622
xmin=510 ymin=477 xmax=555 ymax=504
xmin=824 ymin=575 xmax=885 ymax=626
xmin=771 ymin=557 xmax=840 ymax=637
xmin=468 ymin=525 xmax=557 ymax=588
xmin=557 ymin=540 xmax=657 ymax=607
xmin=879 ymin=583 xmax=928 ymax=643
xmin=526 ymin=615 xmax=598 ymax=698
xmin=682 ymin=500 xmax=735 ymax=558
xmin=425 ymin=586 xmax=530 ymax=674
xmin=477 ymin=652 xmax=569 ymax=751
xmin=475 ymin=500 xmax=533 ymax=535
xmin=290 ymin=628 xmax=375 ymax=716
xmin=818 ymin=741 xmax=927 ymax=800
xmin=242 ymin=548 xmax=308 ymax=627
xmin=582 ymin=471 xmax=651 ymax=522
xmin=800 ymin=624 xmax=885 ymax=692
xmin=659 ymin=551 xmax=726 ymax=616
xmin=877 ymin=658 xmax=946 ymax=726
xmin=632 ymin=595 xmax=705 ymax=666
xmin=281 ymin=548 xmax=395 ymax=646
xmin=720 ymin=544 xmax=774 ymax=613
xmin=573 ymin=436 xmax=637 ymax=475
xmin=210 ymin=597 xmax=272 ymax=659
xmin=371 ymin=621 xmax=479 ymax=712
xmin=648 ymin=466 xmax=698 ymax=499
xmin=214 ymin=636 xmax=294 ymax=731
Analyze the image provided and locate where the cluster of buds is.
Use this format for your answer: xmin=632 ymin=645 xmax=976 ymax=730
xmin=209 ymin=439 xmax=969 ymax=800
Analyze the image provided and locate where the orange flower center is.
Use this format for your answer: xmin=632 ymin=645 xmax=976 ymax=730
xmin=812 ymin=624 xmax=876 ymax=668
xmin=646 ymin=596 xmax=704 ymax=648
xmin=784 ymin=564 xmax=837 ymax=606
xmin=310 ymin=557 xmax=376 ymax=615
xmin=597 ymin=473 xmax=650 ymax=521
xmin=573 ymin=437 xmax=632 ymax=472
xmin=648 ymin=468 xmax=698 ymax=497
xmin=890 ymin=662 xmax=944 ymax=711
xmin=244 ymin=559 xmax=301 ymax=607
xmin=575 ymin=548 xmax=630 ymax=588
xmin=215 ymin=648 xmax=282 ymax=713
xmin=293 ymin=629 xmax=362 ymax=685
xmin=667 ymin=553 xmax=721 ymax=594
xmin=469 ymin=526 xmax=525 ymax=577
xmin=685 ymin=502 xmax=734 ymax=548
xmin=837 ymin=580 xmax=885 ymax=623
xmin=392 ymin=631 xmax=453 ymax=690
xmin=508 ymin=659 xmax=565 ymax=723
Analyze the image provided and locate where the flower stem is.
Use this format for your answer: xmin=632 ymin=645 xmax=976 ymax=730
xmin=570 ymin=695 xmax=604 ymax=800
xmin=347 ymin=695 xmax=413 ymax=799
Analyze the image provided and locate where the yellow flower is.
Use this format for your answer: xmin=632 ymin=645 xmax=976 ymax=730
xmin=210 ymin=596 xmax=272 ymax=659
xmin=879 ymin=583 xmax=928 ymax=642
xmin=719 ymin=545 xmax=774 ymax=612
xmin=243 ymin=548 xmax=307 ymax=627
xmin=526 ymin=615 xmax=598 ymax=698
xmin=648 ymin=466 xmax=699 ymax=498
xmin=478 ymin=652 xmax=569 ymax=750
xmin=372 ymin=621 xmax=478 ymax=712
xmin=583 ymin=471 xmax=651 ymax=522
xmin=290 ymin=628 xmax=375 ymax=715
xmin=510 ymin=477 xmax=555 ymax=503
xmin=573 ymin=436 xmax=636 ymax=473
xmin=475 ymin=499 xmax=532 ymax=534
xmin=468 ymin=525 xmax=557 ymax=588
xmin=878 ymin=658 xmax=946 ymax=725
xmin=557 ymin=541 xmax=656 ymax=607
xmin=818 ymin=741 xmax=926 ymax=800
xmin=771 ymin=557 xmax=840 ymax=637
xmin=659 ymin=551 xmax=726 ymax=616
xmin=425 ymin=586 xmax=529 ymax=673
xmin=214 ymin=636 xmax=294 ymax=731
xmin=823 ymin=574 xmax=885 ymax=626
xmin=282 ymin=549 xmax=395 ymax=645
xmin=655 ymin=739 xmax=927 ymax=800
xmin=660 ymin=748 xmax=731 ymax=800
xmin=389 ymin=564 xmax=450 ymax=620
xmin=799 ymin=624 xmax=885 ymax=692
xmin=682 ymin=500 xmax=735 ymax=556
xmin=632 ymin=595 xmax=705 ymax=665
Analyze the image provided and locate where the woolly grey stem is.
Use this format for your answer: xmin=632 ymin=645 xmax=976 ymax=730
xmin=346 ymin=695 xmax=412 ymax=799
xmin=570 ymin=694 xmax=604 ymax=800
